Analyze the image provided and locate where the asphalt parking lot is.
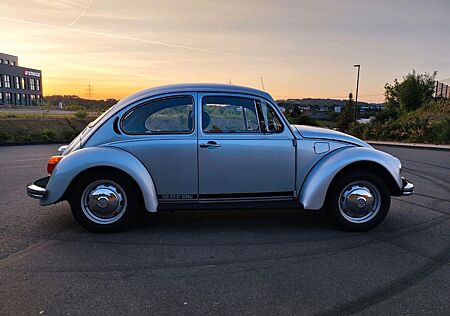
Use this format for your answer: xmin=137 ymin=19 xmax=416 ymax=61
xmin=0 ymin=144 xmax=449 ymax=315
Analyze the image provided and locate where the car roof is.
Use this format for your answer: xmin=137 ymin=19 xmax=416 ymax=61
xmin=116 ymin=83 xmax=274 ymax=109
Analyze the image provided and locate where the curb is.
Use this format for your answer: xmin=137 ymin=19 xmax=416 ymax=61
xmin=367 ymin=141 xmax=450 ymax=151
xmin=0 ymin=141 xmax=66 ymax=147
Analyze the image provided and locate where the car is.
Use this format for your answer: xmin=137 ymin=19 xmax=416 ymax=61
xmin=27 ymin=83 xmax=414 ymax=233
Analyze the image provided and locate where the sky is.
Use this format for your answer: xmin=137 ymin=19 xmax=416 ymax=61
xmin=0 ymin=0 xmax=449 ymax=102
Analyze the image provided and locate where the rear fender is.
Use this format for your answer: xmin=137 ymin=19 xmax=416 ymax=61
xmin=40 ymin=146 xmax=158 ymax=212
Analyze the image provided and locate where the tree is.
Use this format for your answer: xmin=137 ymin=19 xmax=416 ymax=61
xmin=337 ymin=93 xmax=354 ymax=131
xmin=384 ymin=70 xmax=436 ymax=113
xmin=284 ymin=104 xmax=319 ymax=126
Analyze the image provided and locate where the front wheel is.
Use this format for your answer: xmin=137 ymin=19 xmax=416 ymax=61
xmin=68 ymin=170 xmax=139 ymax=233
xmin=325 ymin=171 xmax=391 ymax=231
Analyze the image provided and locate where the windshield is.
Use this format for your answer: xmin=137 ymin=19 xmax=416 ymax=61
xmin=88 ymin=105 xmax=116 ymax=128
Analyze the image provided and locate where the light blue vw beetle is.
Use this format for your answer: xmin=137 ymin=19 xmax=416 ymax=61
xmin=27 ymin=84 xmax=414 ymax=232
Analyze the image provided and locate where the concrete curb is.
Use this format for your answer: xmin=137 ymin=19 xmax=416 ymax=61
xmin=0 ymin=141 xmax=66 ymax=147
xmin=367 ymin=140 xmax=450 ymax=151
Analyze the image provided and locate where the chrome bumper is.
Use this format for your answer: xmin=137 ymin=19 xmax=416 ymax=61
xmin=27 ymin=176 xmax=50 ymax=199
xmin=402 ymin=177 xmax=414 ymax=196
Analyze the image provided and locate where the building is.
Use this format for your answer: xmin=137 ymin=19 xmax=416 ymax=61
xmin=0 ymin=52 xmax=43 ymax=106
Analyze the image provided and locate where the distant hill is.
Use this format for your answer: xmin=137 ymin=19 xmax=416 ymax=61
xmin=45 ymin=95 xmax=118 ymax=109
xmin=276 ymin=98 xmax=383 ymax=109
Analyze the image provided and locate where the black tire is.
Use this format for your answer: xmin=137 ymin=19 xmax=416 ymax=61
xmin=325 ymin=170 xmax=391 ymax=232
xmin=68 ymin=169 xmax=139 ymax=233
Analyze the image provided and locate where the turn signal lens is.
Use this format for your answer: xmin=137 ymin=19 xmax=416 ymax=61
xmin=47 ymin=155 xmax=63 ymax=174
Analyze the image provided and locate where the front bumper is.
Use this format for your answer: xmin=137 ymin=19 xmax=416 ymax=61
xmin=27 ymin=176 xmax=50 ymax=199
xmin=402 ymin=177 xmax=414 ymax=196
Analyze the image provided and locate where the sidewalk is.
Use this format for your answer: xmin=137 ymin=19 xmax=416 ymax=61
xmin=367 ymin=140 xmax=450 ymax=151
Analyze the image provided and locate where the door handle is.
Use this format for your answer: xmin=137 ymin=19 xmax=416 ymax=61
xmin=199 ymin=141 xmax=221 ymax=149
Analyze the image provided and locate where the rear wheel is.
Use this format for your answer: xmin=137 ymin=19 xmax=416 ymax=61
xmin=325 ymin=170 xmax=391 ymax=231
xmin=68 ymin=169 xmax=139 ymax=233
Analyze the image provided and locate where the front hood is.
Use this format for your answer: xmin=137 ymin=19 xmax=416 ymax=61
xmin=292 ymin=125 xmax=371 ymax=148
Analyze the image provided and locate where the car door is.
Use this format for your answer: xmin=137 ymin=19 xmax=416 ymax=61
xmin=115 ymin=93 xmax=198 ymax=203
xmin=197 ymin=93 xmax=296 ymax=201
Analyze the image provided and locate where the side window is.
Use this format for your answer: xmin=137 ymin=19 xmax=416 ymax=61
xmin=122 ymin=96 xmax=194 ymax=134
xmin=202 ymin=96 xmax=260 ymax=133
xmin=257 ymin=101 xmax=284 ymax=133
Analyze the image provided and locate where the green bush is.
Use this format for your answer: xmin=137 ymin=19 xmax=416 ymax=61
xmin=347 ymin=100 xmax=450 ymax=144
xmin=62 ymin=128 xmax=79 ymax=140
xmin=74 ymin=109 xmax=88 ymax=119
xmin=40 ymin=128 xmax=57 ymax=141
xmin=290 ymin=113 xmax=319 ymax=126
xmin=0 ymin=132 xmax=8 ymax=142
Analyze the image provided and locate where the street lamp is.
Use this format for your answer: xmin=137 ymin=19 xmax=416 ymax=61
xmin=353 ymin=64 xmax=360 ymax=121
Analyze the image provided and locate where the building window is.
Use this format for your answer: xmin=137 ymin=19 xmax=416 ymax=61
xmin=22 ymin=94 xmax=27 ymax=105
xmin=30 ymin=78 xmax=35 ymax=91
xmin=5 ymin=93 xmax=11 ymax=104
xmin=0 ymin=74 xmax=2 ymax=88
xmin=0 ymin=92 xmax=3 ymax=103
xmin=36 ymin=79 xmax=40 ymax=91
xmin=0 ymin=59 xmax=2 ymax=63
xmin=4 ymin=75 xmax=11 ymax=88
xmin=30 ymin=94 xmax=36 ymax=105
xmin=15 ymin=76 xmax=20 ymax=89
xmin=21 ymin=77 xmax=26 ymax=90
xmin=12 ymin=61 xmax=16 ymax=66
xmin=4 ymin=60 xmax=9 ymax=64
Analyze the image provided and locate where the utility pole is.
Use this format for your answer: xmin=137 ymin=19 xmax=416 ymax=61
xmin=260 ymin=76 xmax=265 ymax=91
xmin=87 ymin=83 xmax=93 ymax=99
xmin=353 ymin=65 xmax=360 ymax=121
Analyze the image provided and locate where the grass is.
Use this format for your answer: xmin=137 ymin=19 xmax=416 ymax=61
xmin=0 ymin=115 xmax=92 ymax=143
xmin=0 ymin=111 xmax=97 ymax=120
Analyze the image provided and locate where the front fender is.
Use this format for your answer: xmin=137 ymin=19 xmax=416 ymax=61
xmin=299 ymin=146 xmax=402 ymax=210
xmin=40 ymin=146 xmax=158 ymax=212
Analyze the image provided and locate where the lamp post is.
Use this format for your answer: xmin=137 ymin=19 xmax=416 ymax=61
xmin=353 ymin=64 xmax=360 ymax=121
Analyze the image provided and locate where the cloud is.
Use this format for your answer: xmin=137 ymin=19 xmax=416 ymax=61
xmin=0 ymin=16 xmax=242 ymax=57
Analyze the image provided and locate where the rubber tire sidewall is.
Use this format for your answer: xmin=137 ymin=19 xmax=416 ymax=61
xmin=68 ymin=169 xmax=139 ymax=233
xmin=325 ymin=170 xmax=391 ymax=232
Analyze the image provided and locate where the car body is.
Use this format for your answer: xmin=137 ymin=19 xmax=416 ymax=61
xmin=27 ymin=83 xmax=414 ymax=232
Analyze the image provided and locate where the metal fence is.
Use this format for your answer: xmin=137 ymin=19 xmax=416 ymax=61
xmin=435 ymin=81 xmax=450 ymax=99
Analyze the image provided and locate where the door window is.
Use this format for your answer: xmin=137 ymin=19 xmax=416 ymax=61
xmin=122 ymin=96 xmax=194 ymax=134
xmin=257 ymin=101 xmax=284 ymax=133
xmin=202 ymin=96 xmax=259 ymax=133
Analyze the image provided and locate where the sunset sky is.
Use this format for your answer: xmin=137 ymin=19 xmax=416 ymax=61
xmin=0 ymin=0 xmax=449 ymax=102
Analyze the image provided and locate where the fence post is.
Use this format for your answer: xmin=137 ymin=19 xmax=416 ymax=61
xmin=435 ymin=81 xmax=439 ymax=100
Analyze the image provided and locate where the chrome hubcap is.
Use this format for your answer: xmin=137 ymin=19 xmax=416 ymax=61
xmin=339 ymin=181 xmax=381 ymax=223
xmin=81 ymin=180 xmax=127 ymax=225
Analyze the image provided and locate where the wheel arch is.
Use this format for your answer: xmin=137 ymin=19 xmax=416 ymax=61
xmin=329 ymin=161 xmax=401 ymax=197
xmin=40 ymin=146 xmax=159 ymax=212
xmin=299 ymin=146 xmax=402 ymax=210
xmin=63 ymin=166 xmax=145 ymax=205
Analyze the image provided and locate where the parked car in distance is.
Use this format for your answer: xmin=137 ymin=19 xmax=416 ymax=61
xmin=27 ymin=84 xmax=414 ymax=232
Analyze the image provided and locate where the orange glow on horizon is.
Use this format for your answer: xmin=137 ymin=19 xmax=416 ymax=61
xmin=1 ymin=1 xmax=447 ymax=104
